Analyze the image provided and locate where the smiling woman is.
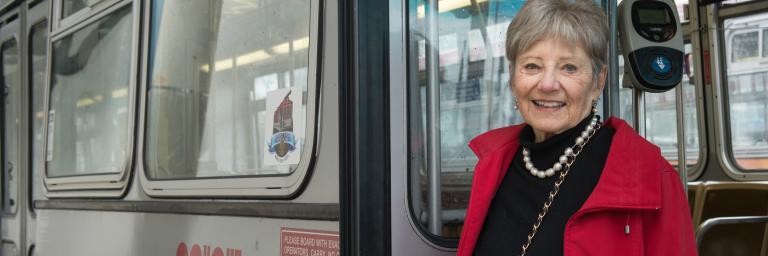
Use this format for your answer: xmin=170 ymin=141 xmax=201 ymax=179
xmin=511 ymin=37 xmax=606 ymax=142
xmin=456 ymin=0 xmax=697 ymax=255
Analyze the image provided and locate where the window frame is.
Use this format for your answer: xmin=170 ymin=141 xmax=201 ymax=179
xmin=136 ymin=0 xmax=322 ymax=198
xmin=676 ymin=22 xmax=708 ymax=180
xmin=400 ymin=0 xmax=602 ymax=246
xmin=0 ymin=1 xmax=13 ymax=12
xmin=0 ymin=18 xmax=21 ymax=214
xmin=714 ymin=1 xmax=768 ymax=180
xmin=26 ymin=0 xmax=50 ymax=212
xmin=52 ymin=0 xmax=120 ymax=32
xmin=42 ymin=0 xmax=138 ymax=197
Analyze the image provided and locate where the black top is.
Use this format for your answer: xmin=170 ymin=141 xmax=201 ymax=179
xmin=473 ymin=114 xmax=615 ymax=256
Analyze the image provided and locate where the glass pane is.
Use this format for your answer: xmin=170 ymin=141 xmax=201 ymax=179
xmin=30 ymin=22 xmax=48 ymax=200
xmin=763 ymin=29 xmax=768 ymax=58
xmin=724 ymin=13 xmax=768 ymax=170
xmin=721 ymin=0 xmax=760 ymax=5
xmin=2 ymin=40 xmax=19 ymax=212
xmin=644 ymin=43 xmax=700 ymax=168
xmin=145 ymin=0 xmax=311 ymax=179
xmin=674 ymin=0 xmax=688 ymax=23
xmin=407 ymin=0 xmax=605 ymax=238
xmin=48 ymin=6 xmax=133 ymax=177
xmin=62 ymin=0 xmax=100 ymax=18
xmin=682 ymin=46 xmax=700 ymax=167
xmin=617 ymin=55 xmax=635 ymax=125
xmin=731 ymin=31 xmax=758 ymax=62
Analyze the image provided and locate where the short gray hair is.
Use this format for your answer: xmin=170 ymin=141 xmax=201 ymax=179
xmin=505 ymin=0 xmax=608 ymax=84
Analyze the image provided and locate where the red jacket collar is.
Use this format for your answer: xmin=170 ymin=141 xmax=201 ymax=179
xmin=467 ymin=117 xmax=662 ymax=211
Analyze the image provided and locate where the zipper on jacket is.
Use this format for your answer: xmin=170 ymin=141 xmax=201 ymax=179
xmin=624 ymin=212 xmax=631 ymax=235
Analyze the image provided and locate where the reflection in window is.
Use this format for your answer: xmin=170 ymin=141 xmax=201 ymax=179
xmin=731 ymin=31 xmax=758 ymax=62
xmin=62 ymin=0 xmax=99 ymax=18
xmin=145 ymin=0 xmax=311 ymax=179
xmin=2 ymin=40 xmax=18 ymax=212
xmin=763 ymin=29 xmax=768 ymax=58
xmin=721 ymin=0 xmax=760 ymax=5
xmin=644 ymin=44 xmax=700 ymax=168
xmin=674 ymin=0 xmax=688 ymax=23
xmin=724 ymin=13 xmax=768 ymax=170
xmin=48 ymin=6 xmax=133 ymax=177
xmin=30 ymin=22 xmax=48 ymax=200
xmin=617 ymin=55 xmax=635 ymax=125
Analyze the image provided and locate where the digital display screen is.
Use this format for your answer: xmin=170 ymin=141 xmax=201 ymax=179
xmin=637 ymin=8 xmax=670 ymax=25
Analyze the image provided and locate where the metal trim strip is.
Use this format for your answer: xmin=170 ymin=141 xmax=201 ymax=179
xmin=34 ymin=200 xmax=340 ymax=220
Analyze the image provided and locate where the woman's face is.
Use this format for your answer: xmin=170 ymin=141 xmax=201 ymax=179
xmin=512 ymin=37 xmax=607 ymax=142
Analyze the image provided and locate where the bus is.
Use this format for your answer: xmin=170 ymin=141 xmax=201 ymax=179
xmin=1 ymin=0 xmax=767 ymax=255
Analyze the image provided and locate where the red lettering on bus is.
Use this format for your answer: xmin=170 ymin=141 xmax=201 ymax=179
xmin=212 ymin=247 xmax=224 ymax=256
xmin=177 ymin=242 xmax=188 ymax=256
xmin=176 ymin=241 xmax=242 ymax=256
xmin=190 ymin=244 xmax=202 ymax=256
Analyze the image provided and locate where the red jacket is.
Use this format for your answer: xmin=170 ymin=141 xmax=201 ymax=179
xmin=457 ymin=117 xmax=697 ymax=256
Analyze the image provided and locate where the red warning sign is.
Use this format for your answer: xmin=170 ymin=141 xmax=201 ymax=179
xmin=280 ymin=228 xmax=340 ymax=256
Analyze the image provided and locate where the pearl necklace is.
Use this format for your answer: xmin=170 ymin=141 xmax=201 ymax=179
xmin=522 ymin=116 xmax=601 ymax=179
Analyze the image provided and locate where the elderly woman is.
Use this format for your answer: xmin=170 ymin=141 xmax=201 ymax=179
xmin=457 ymin=0 xmax=696 ymax=255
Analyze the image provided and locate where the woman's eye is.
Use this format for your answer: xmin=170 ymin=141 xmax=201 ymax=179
xmin=522 ymin=63 xmax=540 ymax=71
xmin=562 ymin=64 xmax=578 ymax=74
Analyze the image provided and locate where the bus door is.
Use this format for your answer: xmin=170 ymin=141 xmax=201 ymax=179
xmin=389 ymin=0 xmax=612 ymax=254
xmin=25 ymin=1 xmax=49 ymax=255
xmin=1 ymin=3 xmax=25 ymax=256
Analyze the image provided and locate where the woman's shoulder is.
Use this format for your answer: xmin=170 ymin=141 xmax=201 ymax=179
xmin=606 ymin=117 xmax=662 ymax=154
xmin=468 ymin=123 xmax=526 ymax=158
xmin=605 ymin=117 xmax=672 ymax=172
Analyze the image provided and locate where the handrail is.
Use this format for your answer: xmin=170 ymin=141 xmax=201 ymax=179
xmin=695 ymin=215 xmax=768 ymax=247
xmin=424 ymin=0 xmax=442 ymax=236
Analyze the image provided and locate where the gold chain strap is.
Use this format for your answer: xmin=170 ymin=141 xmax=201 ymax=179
xmin=519 ymin=122 xmax=602 ymax=256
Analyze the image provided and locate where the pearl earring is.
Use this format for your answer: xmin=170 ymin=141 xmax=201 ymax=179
xmin=591 ymin=100 xmax=598 ymax=114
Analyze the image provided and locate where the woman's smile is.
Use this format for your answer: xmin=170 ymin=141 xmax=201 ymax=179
xmin=531 ymin=100 xmax=566 ymax=111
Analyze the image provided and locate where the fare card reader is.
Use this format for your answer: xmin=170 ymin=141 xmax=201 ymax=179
xmin=618 ymin=0 xmax=684 ymax=92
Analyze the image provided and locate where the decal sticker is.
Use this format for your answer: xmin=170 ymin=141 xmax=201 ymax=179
xmin=263 ymin=87 xmax=303 ymax=166
xmin=281 ymin=228 xmax=339 ymax=256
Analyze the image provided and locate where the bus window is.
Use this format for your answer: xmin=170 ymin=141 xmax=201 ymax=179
xmin=722 ymin=0 xmax=761 ymax=5
xmin=764 ymin=28 xmax=768 ymax=58
xmin=47 ymin=6 xmax=132 ymax=177
xmin=406 ymin=0 xmax=606 ymax=239
xmin=731 ymin=31 xmax=758 ymax=62
xmin=2 ymin=39 xmax=19 ymax=213
xmin=617 ymin=55 xmax=635 ymax=129
xmin=614 ymin=23 xmax=635 ymax=125
xmin=644 ymin=43 xmax=700 ymax=169
xmin=674 ymin=0 xmax=688 ymax=23
xmin=723 ymin=12 xmax=768 ymax=170
xmin=62 ymin=0 xmax=99 ymax=18
xmin=29 ymin=21 xmax=47 ymax=201
xmin=144 ymin=0 xmax=312 ymax=180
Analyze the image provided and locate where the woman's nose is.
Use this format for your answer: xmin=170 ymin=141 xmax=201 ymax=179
xmin=538 ymin=68 xmax=560 ymax=92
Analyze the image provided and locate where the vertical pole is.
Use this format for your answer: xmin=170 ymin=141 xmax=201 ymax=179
xmin=425 ymin=0 xmax=442 ymax=236
xmin=607 ymin=0 xmax=620 ymax=118
xmin=633 ymin=89 xmax=644 ymax=134
xmin=675 ymin=85 xmax=688 ymax=192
